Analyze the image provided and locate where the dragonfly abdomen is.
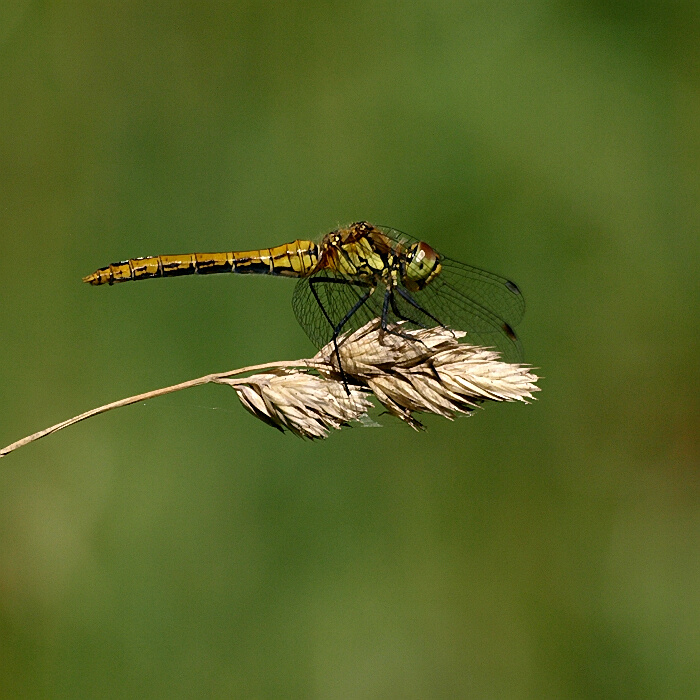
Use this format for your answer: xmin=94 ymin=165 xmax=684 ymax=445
xmin=83 ymin=240 xmax=320 ymax=286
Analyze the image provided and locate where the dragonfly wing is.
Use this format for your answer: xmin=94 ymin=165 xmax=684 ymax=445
xmin=292 ymin=270 xmax=383 ymax=348
xmin=408 ymin=262 xmax=525 ymax=362
xmin=437 ymin=256 xmax=525 ymax=328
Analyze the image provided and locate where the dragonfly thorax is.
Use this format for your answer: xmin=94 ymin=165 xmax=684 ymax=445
xmin=319 ymin=223 xmax=443 ymax=292
xmin=320 ymin=225 xmax=394 ymax=283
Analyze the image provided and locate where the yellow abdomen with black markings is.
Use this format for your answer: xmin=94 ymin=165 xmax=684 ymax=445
xmin=83 ymin=240 xmax=321 ymax=286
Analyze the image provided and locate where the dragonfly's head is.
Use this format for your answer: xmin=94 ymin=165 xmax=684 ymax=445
xmin=403 ymin=241 xmax=442 ymax=291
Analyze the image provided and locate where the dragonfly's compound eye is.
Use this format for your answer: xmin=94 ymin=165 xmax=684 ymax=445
xmin=403 ymin=242 xmax=442 ymax=291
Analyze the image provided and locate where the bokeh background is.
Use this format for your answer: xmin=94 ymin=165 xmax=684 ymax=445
xmin=1 ymin=2 xmax=698 ymax=698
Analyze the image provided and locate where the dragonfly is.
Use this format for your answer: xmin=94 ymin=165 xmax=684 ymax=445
xmin=84 ymin=221 xmax=526 ymax=364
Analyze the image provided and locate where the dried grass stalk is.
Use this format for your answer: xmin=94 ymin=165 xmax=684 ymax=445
xmin=1 ymin=319 xmax=539 ymax=455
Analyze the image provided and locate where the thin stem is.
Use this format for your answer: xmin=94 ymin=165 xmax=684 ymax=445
xmin=0 ymin=359 xmax=314 ymax=458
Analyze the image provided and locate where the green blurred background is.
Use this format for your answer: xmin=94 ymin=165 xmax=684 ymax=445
xmin=1 ymin=2 xmax=698 ymax=698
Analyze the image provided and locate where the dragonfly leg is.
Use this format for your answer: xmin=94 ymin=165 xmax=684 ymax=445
xmin=389 ymin=291 xmax=427 ymax=329
xmin=308 ymin=276 xmax=373 ymax=390
xmin=384 ymin=288 xmax=447 ymax=382
xmin=380 ymin=287 xmax=431 ymax=343
xmin=395 ymin=286 xmax=446 ymax=328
